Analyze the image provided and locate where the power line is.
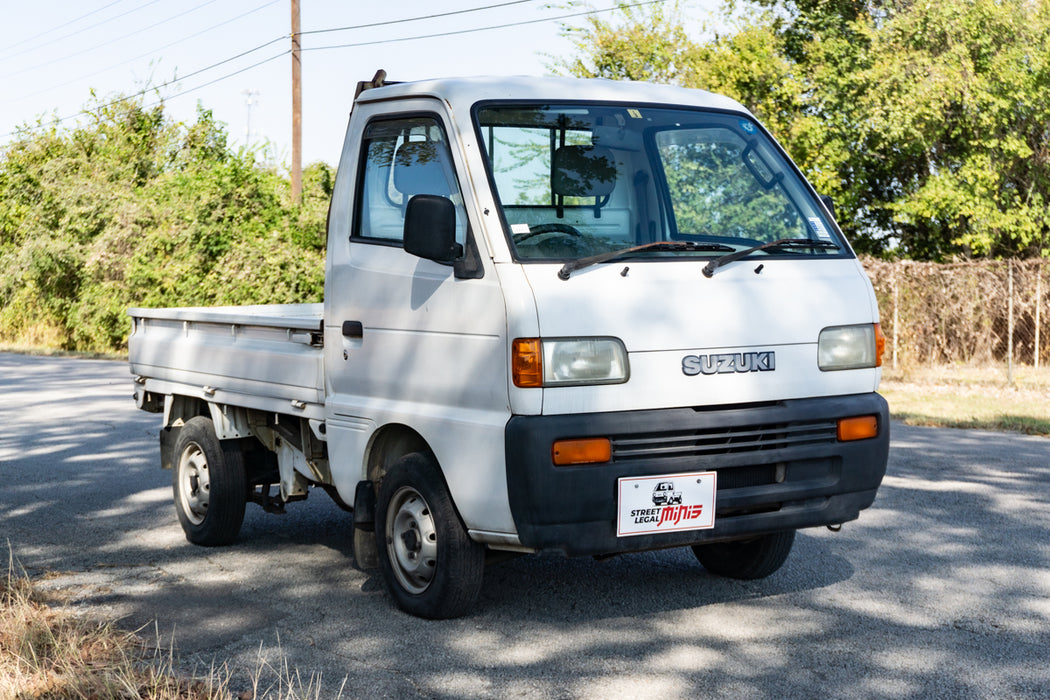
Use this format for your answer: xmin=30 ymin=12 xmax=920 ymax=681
xmin=2 ymin=36 xmax=287 ymax=140
xmin=302 ymin=0 xmax=669 ymax=53
xmin=9 ymin=49 xmax=290 ymax=140
xmin=6 ymin=0 xmax=568 ymax=105
xmin=113 ymin=35 xmax=287 ymax=100
xmin=2 ymin=0 xmax=125 ymax=55
xmin=149 ymin=1 xmax=667 ymax=111
xmin=143 ymin=52 xmax=290 ymax=111
xmin=9 ymin=0 xmax=282 ymax=105
xmin=3 ymin=0 xmax=665 ymax=141
xmin=0 ymin=0 xmax=222 ymax=80
xmin=298 ymin=0 xmax=539 ymax=37
xmin=0 ymin=0 xmax=167 ymax=64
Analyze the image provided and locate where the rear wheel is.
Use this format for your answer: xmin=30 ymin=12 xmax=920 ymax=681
xmin=691 ymin=530 xmax=795 ymax=580
xmin=172 ymin=416 xmax=247 ymax=546
xmin=375 ymin=453 xmax=484 ymax=619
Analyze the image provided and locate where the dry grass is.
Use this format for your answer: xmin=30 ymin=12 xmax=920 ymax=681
xmin=881 ymin=364 xmax=1050 ymax=436
xmin=1 ymin=548 xmax=344 ymax=699
xmin=1 ymin=552 xmax=219 ymax=699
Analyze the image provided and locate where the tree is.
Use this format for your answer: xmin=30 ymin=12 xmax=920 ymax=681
xmin=556 ymin=0 xmax=1050 ymax=260
xmin=856 ymin=0 xmax=1050 ymax=258
xmin=555 ymin=2 xmax=701 ymax=84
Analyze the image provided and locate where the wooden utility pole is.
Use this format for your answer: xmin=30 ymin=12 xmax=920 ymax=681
xmin=290 ymin=0 xmax=302 ymax=201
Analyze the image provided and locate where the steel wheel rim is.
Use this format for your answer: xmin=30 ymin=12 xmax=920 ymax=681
xmin=386 ymin=486 xmax=438 ymax=594
xmin=177 ymin=442 xmax=210 ymax=525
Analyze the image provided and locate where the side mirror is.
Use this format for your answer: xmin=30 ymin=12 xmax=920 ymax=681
xmin=404 ymin=194 xmax=462 ymax=263
xmin=819 ymin=194 xmax=837 ymax=221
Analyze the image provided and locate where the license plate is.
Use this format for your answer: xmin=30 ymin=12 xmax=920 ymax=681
xmin=617 ymin=471 xmax=717 ymax=537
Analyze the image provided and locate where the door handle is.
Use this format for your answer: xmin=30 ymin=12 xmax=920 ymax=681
xmin=342 ymin=320 xmax=363 ymax=339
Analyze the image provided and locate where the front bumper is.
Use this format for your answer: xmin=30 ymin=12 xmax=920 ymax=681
xmin=505 ymin=393 xmax=889 ymax=557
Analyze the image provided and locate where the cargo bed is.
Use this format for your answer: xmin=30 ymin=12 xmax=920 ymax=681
xmin=128 ymin=303 xmax=325 ymax=420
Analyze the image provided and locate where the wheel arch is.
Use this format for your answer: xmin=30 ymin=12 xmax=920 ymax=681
xmin=159 ymin=395 xmax=210 ymax=470
xmin=349 ymin=423 xmax=436 ymax=569
xmin=163 ymin=394 xmax=210 ymax=428
xmin=159 ymin=395 xmax=261 ymax=471
xmin=356 ymin=422 xmax=473 ymax=530
xmin=365 ymin=423 xmax=434 ymax=485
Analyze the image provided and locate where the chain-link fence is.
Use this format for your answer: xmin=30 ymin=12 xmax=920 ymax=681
xmin=862 ymin=258 xmax=1050 ymax=375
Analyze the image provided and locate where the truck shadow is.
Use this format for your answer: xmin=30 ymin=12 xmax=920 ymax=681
xmin=474 ymin=532 xmax=853 ymax=623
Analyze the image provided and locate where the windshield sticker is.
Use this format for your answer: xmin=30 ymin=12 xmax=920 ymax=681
xmin=739 ymin=119 xmax=757 ymax=134
xmin=808 ymin=217 xmax=832 ymax=240
xmin=511 ymin=223 xmax=531 ymax=234
xmin=627 ymin=108 xmax=643 ymax=119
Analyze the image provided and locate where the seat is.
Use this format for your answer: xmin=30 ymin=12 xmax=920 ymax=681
xmin=552 ymin=144 xmax=616 ymax=218
xmin=552 ymin=144 xmax=617 ymax=198
xmin=393 ymin=141 xmax=453 ymax=200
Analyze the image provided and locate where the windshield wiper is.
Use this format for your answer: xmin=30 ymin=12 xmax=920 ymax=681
xmin=558 ymin=241 xmax=735 ymax=280
xmin=701 ymin=238 xmax=840 ymax=278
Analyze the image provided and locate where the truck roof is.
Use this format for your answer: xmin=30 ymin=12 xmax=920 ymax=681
xmin=354 ymin=74 xmax=750 ymax=115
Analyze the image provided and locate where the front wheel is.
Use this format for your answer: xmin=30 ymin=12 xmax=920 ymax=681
xmin=172 ymin=416 xmax=247 ymax=546
xmin=691 ymin=530 xmax=795 ymax=580
xmin=375 ymin=453 xmax=484 ymax=619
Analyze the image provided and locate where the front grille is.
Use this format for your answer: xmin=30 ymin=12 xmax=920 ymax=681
xmin=716 ymin=464 xmax=778 ymax=489
xmin=610 ymin=420 xmax=837 ymax=462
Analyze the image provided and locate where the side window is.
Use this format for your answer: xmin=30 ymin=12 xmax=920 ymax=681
xmin=354 ymin=115 xmax=466 ymax=245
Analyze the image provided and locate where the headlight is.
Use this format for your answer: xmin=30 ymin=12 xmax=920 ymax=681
xmin=545 ymin=338 xmax=629 ymax=385
xmin=513 ymin=337 xmax=629 ymax=387
xmin=818 ymin=324 xmax=883 ymax=370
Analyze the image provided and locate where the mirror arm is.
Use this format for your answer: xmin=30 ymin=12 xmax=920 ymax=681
xmin=820 ymin=194 xmax=837 ymax=221
xmin=454 ymin=230 xmax=484 ymax=279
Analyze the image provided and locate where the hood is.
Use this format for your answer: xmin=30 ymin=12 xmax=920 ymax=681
xmin=519 ymin=256 xmax=881 ymax=414
xmin=522 ymin=257 xmax=875 ymax=350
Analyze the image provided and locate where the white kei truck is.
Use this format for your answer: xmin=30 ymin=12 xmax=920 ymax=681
xmin=129 ymin=73 xmax=890 ymax=619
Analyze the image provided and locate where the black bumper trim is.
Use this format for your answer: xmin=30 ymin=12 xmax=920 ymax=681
xmin=505 ymin=393 xmax=889 ymax=557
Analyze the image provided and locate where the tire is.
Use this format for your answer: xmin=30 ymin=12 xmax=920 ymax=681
xmin=691 ymin=530 xmax=795 ymax=580
xmin=375 ymin=453 xmax=484 ymax=619
xmin=172 ymin=416 xmax=248 ymax=546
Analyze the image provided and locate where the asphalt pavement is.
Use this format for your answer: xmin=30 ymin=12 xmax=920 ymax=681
xmin=1 ymin=352 xmax=1048 ymax=699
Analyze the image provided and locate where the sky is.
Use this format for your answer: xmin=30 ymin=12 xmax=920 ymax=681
xmin=1 ymin=0 xmax=718 ymax=167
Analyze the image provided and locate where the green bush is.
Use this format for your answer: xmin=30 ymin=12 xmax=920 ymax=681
xmin=0 ymin=96 xmax=329 ymax=353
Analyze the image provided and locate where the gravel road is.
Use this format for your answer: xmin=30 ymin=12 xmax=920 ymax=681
xmin=1 ymin=352 xmax=1048 ymax=698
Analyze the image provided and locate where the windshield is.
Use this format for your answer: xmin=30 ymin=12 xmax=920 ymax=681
xmin=475 ymin=103 xmax=846 ymax=263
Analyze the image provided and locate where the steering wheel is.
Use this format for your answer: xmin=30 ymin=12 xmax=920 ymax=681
xmin=514 ymin=223 xmax=584 ymax=242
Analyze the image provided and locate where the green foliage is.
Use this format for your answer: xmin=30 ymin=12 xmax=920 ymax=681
xmin=855 ymin=0 xmax=1050 ymax=258
xmin=0 ymin=96 xmax=328 ymax=352
xmin=659 ymin=137 xmax=801 ymax=241
xmin=555 ymin=2 xmax=701 ymax=84
xmin=557 ymin=0 xmax=1050 ymax=260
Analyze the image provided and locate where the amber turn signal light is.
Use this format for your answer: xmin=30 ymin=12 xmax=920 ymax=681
xmin=552 ymin=438 xmax=612 ymax=466
xmin=838 ymin=415 xmax=879 ymax=441
xmin=512 ymin=338 xmax=542 ymax=388
xmin=874 ymin=323 xmax=886 ymax=367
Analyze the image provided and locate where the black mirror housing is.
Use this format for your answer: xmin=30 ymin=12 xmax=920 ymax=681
xmin=820 ymin=194 xmax=837 ymax=221
xmin=404 ymin=194 xmax=462 ymax=263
